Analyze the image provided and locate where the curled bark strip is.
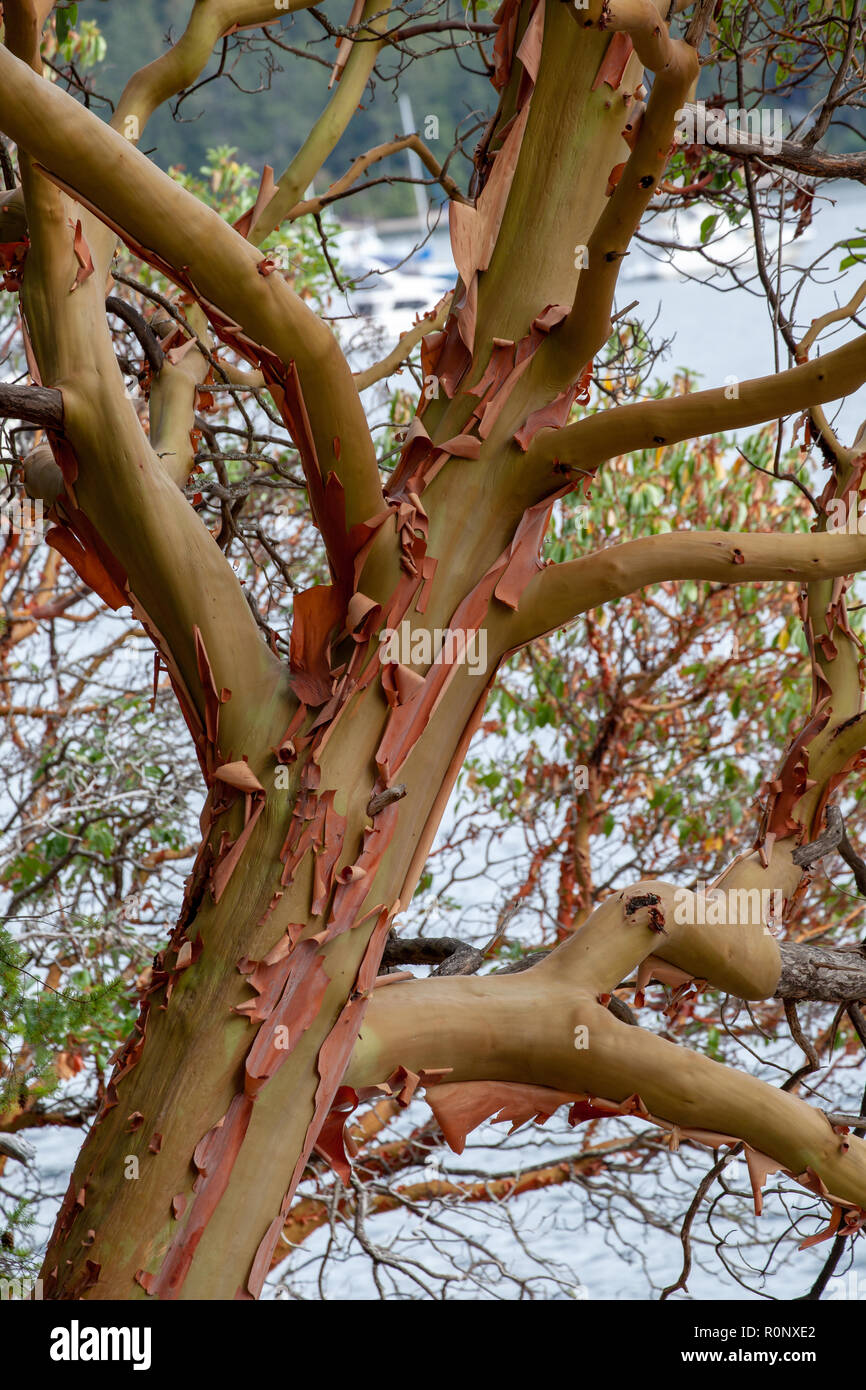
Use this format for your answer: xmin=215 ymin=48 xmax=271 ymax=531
xmin=146 ymin=1092 xmax=255 ymax=1300
xmin=44 ymin=514 xmax=128 ymax=611
xmin=312 ymin=1086 xmax=361 ymax=1184
xmin=437 ymin=0 xmax=544 ymax=362
xmin=421 ymin=1074 xmax=866 ymax=1222
xmin=428 ymin=1081 xmax=656 ymax=1155
xmin=242 ymin=943 xmax=331 ymax=1099
xmin=330 ymin=0 xmax=366 ymax=86
xmin=210 ymin=792 xmax=266 ymax=903
xmin=745 ymin=1147 xmax=785 ymax=1217
xmin=493 ymin=498 xmax=557 ymax=610
xmin=213 ymin=761 xmax=264 ymax=795
xmin=70 ymin=219 xmax=93 ymax=292
xmin=592 ymin=30 xmax=635 ymax=90
xmin=635 ymin=954 xmax=693 ymax=999
xmin=244 ymin=907 xmax=395 ymax=1298
xmin=232 ymin=165 xmax=277 ymax=241
xmin=193 ymin=624 xmax=222 ymax=754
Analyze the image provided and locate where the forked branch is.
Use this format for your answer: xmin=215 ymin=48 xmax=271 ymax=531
xmin=0 ymin=40 xmax=385 ymax=536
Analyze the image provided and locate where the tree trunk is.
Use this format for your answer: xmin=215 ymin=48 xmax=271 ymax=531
xmin=39 ymin=603 xmax=506 ymax=1297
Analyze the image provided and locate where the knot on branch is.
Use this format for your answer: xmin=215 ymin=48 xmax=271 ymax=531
xmin=624 ymin=891 xmax=667 ymax=934
xmin=367 ymin=783 xmax=407 ymax=817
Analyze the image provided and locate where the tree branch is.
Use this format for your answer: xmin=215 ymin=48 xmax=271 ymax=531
xmin=494 ymin=937 xmax=866 ymax=1007
xmin=353 ymin=293 xmax=453 ymax=391
xmin=0 ymin=41 xmax=385 ymax=536
xmin=3 ymin=57 xmax=288 ymax=753
xmin=502 ymin=528 xmax=866 ymax=648
xmin=247 ymin=0 xmax=393 ymax=245
xmin=112 ymin=0 xmax=317 ymax=143
xmin=776 ymin=941 xmax=866 ymax=1004
xmin=380 ymin=933 xmax=484 ymax=976
xmin=147 ymin=302 xmax=213 ymax=489
xmin=345 ymin=844 xmax=864 ymax=1221
xmin=345 ymin=906 xmax=866 ymax=1211
xmin=105 ymin=295 xmax=165 ymax=374
xmin=527 ymin=330 xmax=866 ymax=486
xmin=288 ymin=135 xmax=468 ymax=222
xmin=690 ymin=124 xmax=866 ymax=185
xmin=0 ymin=381 xmax=63 ymax=429
xmin=545 ymin=1 xmax=699 ymax=382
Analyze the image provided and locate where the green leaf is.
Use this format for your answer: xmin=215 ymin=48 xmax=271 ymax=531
xmin=56 ymin=4 xmax=78 ymax=44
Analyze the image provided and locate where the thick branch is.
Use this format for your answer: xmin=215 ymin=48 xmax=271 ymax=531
xmin=546 ymin=2 xmax=699 ymax=380
xmin=0 ymin=42 xmax=385 ymax=535
xmin=776 ymin=942 xmax=866 ymax=1004
xmin=0 ymin=381 xmax=63 ymax=429
xmin=346 ymin=960 xmax=866 ymax=1211
xmin=345 ymin=848 xmax=866 ymax=1211
xmin=112 ymin=0 xmax=315 ymax=141
xmin=503 ymin=528 xmax=866 ymax=648
xmin=7 ymin=103 xmax=286 ymax=748
xmin=528 ymin=330 xmax=866 ymax=483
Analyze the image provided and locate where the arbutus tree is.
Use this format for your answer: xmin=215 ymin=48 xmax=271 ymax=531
xmin=5 ymin=416 xmax=864 ymax=1299
xmin=1 ymin=0 xmax=866 ymax=1300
